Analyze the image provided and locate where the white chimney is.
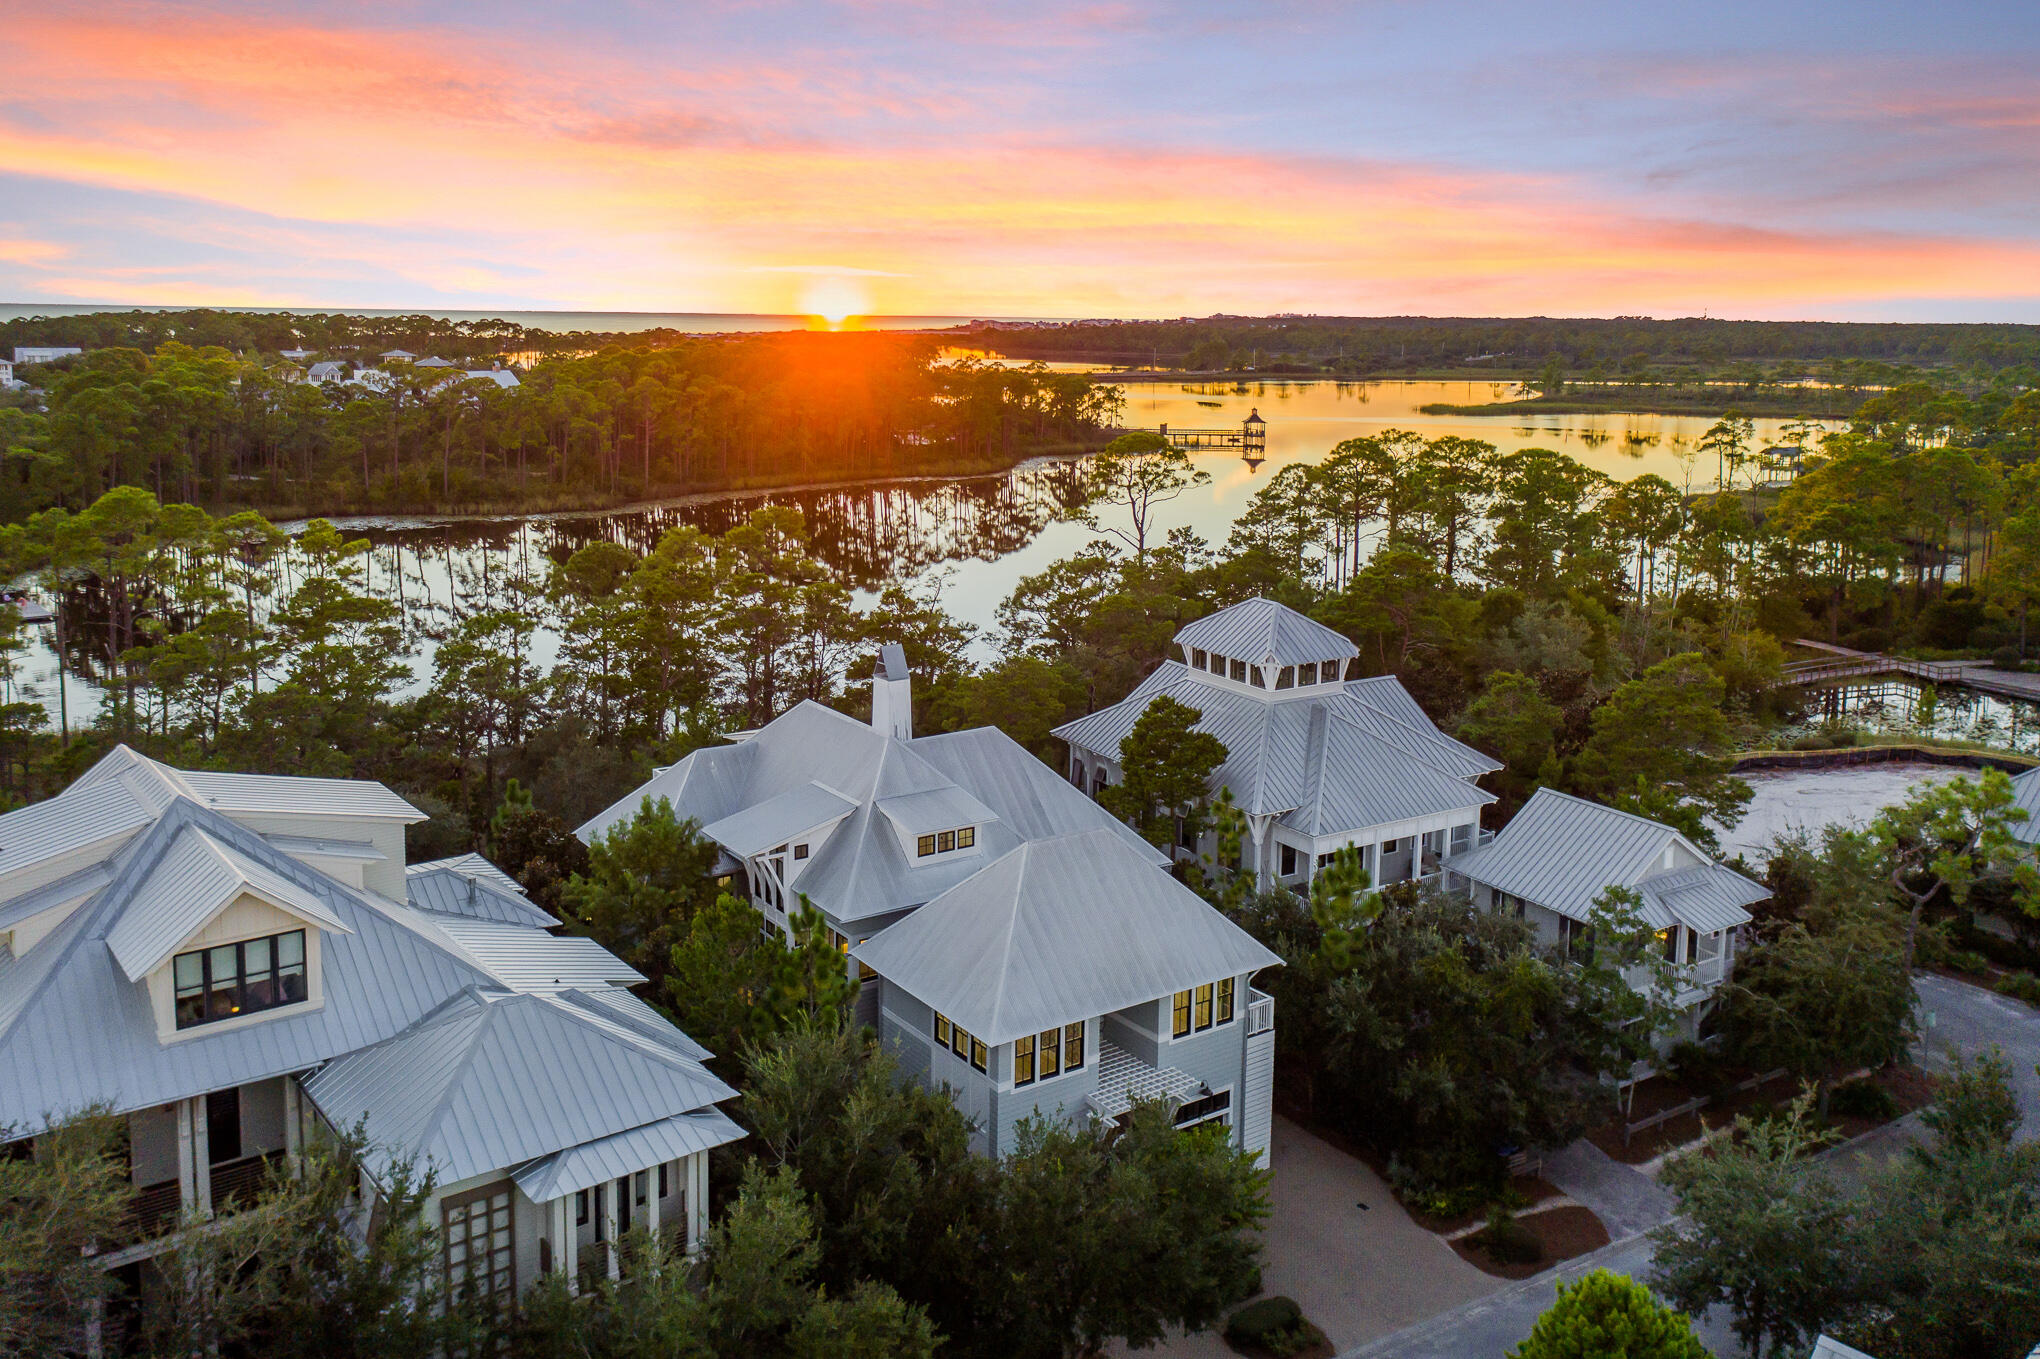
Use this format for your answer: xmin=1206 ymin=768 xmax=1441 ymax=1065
xmin=870 ymin=642 xmax=912 ymax=740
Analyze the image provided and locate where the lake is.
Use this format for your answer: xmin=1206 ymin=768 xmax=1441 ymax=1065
xmin=3 ymin=379 xmax=1814 ymax=724
xmin=1780 ymin=679 xmax=2040 ymax=756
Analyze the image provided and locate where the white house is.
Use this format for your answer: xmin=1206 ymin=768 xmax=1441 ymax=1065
xmin=0 ymin=747 xmax=741 ymax=1323
xmin=0 ymin=358 xmax=14 ymax=388
xmin=306 ymin=360 xmax=348 ymax=384
xmin=581 ymin=646 xmax=1282 ymax=1164
xmin=1054 ymin=597 xmax=1500 ymax=893
xmin=13 ymin=344 xmax=83 ymax=364
xmin=1444 ymin=787 xmax=1768 ymax=1037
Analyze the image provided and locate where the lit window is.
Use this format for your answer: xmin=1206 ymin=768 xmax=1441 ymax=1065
xmin=1065 ymin=1021 xmax=1086 ymax=1071
xmin=957 ymin=826 xmax=975 ymax=849
xmin=793 ymin=843 xmax=809 ymax=860
xmin=1172 ymin=990 xmax=1192 ymax=1038
xmin=1276 ymin=665 xmax=1295 ymax=689
xmin=1229 ymin=658 xmax=1247 ymax=682
xmin=1217 ymin=977 xmax=1235 ymax=1024
xmin=1195 ymin=983 xmax=1214 ymax=1031
xmin=173 ymin=929 xmax=307 ymax=1030
xmin=1038 ymin=1028 xmax=1061 ymax=1080
xmin=935 ymin=1013 xmax=952 ymax=1047
xmin=952 ymin=1023 xmax=969 ymax=1060
xmin=1298 ymin=662 xmax=1317 ymax=685
xmin=1014 ymin=1034 xmax=1036 ymax=1086
xmin=917 ymin=834 xmax=936 ymax=857
xmin=938 ymin=830 xmax=956 ymax=853
xmin=970 ymin=1037 xmax=987 ymax=1073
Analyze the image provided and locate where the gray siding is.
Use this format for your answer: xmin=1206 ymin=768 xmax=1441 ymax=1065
xmin=1103 ymin=1000 xmax=1163 ymax=1066
xmin=1243 ymin=1028 xmax=1274 ymax=1165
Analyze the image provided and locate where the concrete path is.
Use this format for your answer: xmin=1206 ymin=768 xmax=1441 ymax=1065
xmin=1541 ymin=1139 xmax=1675 ymax=1240
xmin=1123 ymin=1116 xmax=1501 ymax=1358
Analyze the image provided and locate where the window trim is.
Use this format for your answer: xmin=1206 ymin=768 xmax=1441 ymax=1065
xmin=1013 ymin=1033 xmax=1036 ymax=1087
xmin=1038 ymin=1027 xmax=1061 ymax=1080
xmin=1171 ymin=989 xmax=1192 ymax=1038
xmin=917 ymin=834 xmax=937 ymax=857
xmin=1194 ymin=982 xmax=1214 ymax=1031
xmin=1217 ymin=977 xmax=1235 ymax=1025
xmin=1064 ymin=1021 xmax=1086 ymax=1071
xmin=1297 ymin=661 xmax=1317 ymax=685
xmin=172 ymin=928 xmax=309 ymax=1031
xmin=1275 ymin=665 xmax=1295 ymax=689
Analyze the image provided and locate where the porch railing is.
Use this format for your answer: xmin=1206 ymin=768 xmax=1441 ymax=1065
xmin=1247 ymin=989 xmax=1275 ymax=1037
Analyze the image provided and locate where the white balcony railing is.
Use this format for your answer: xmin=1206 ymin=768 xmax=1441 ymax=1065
xmin=1247 ymin=989 xmax=1275 ymax=1037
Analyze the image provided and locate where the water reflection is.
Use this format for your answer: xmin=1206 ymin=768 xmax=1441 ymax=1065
xmin=1785 ymin=680 xmax=2040 ymax=756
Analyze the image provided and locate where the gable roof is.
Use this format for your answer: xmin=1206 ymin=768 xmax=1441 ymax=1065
xmin=1054 ymin=661 xmax=1497 ymax=825
xmin=404 ymin=865 xmax=556 ymax=928
xmin=0 ymin=800 xmax=500 ymax=1134
xmin=1175 ymin=597 xmax=1358 ymax=668
xmin=513 ymin=1108 xmax=746 ymax=1202
xmin=582 ymin=704 xmax=1161 ymax=928
xmin=1448 ymin=788 xmax=1765 ymax=928
xmin=852 ymin=829 xmax=1280 ymax=1045
xmin=105 ymin=827 xmax=353 ymax=981
xmin=2011 ymin=766 xmax=2040 ymax=846
xmin=301 ymin=988 xmax=737 ymax=1186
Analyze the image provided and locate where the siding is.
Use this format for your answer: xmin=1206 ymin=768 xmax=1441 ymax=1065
xmin=1243 ymin=1028 xmax=1274 ymax=1166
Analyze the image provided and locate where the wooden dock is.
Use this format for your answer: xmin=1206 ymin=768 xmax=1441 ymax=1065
xmin=1783 ymin=640 xmax=2040 ymax=704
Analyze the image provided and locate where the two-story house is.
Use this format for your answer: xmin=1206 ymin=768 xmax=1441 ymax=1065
xmin=1443 ymin=787 xmax=1769 ymax=1040
xmin=580 ymin=646 xmax=1282 ymax=1164
xmin=1052 ymin=597 xmax=1500 ymax=892
xmin=0 ymin=747 xmax=742 ymax=1330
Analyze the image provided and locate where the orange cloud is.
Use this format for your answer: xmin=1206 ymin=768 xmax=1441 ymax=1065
xmin=2 ymin=9 xmax=2037 ymax=318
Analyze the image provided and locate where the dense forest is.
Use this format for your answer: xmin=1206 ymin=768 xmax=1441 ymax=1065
xmin=972 ymin=313 xmax=2040 ymax=379
xmin=0 ymin=324 xmax=1120 ymax=521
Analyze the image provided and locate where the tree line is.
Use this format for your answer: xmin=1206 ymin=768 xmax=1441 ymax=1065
xmin=0 ymin=335 xmax=1121 ymax=521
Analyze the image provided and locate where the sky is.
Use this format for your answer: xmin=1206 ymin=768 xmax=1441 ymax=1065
xmin=2 ymin=0 xmax=2039 ymax=321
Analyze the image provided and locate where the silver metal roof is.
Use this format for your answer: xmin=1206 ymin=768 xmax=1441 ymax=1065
xmin=557 ymin=987 xmax=713 ymax=1064
xmin=1054 ymin=661 xmax=1495 ymax=825
xmin=512 ymin=1108 xmax=747 ymax=1202
xmin=1174 ymin=597 xmax=1358 ymax=667
xmin=874 ymin=784 xmax=1000 ymax=837
xmin=700 ymin=782 xmax=857 ymax=857
xmin=264 ymin=834 xmax=387 ymax=862
xmin=0 ymin=801 xmax=500 ymax=1134
xmin=1448 ymin=788 xmax=1767 ymax=927
xmin=63 ymin=743 xmax=424 ymax=822
xmin=2011 ymin=766 xmax=2040 ymax=846
xmin=408 ymin=854 xmax=526 ymax=895
xmin=583 ymin=704 xmax=1161 ymax=931
xmin=430 ymin=917 xmax=645 ymax=992
xmin=105 ymin=827 xmax=353 ymax=981
xmin=1638 ymin=865 xmax=1763 ymax=934
xmin=852 ymin=829 xmax=1281 ymax=1045
xmin=405 ymin=867 xmax=558 ymax=929
xmin=303 ymin=989 xmax=736 ymax=1186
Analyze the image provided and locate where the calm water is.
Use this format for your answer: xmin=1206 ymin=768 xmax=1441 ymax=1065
xmin=2 ymin=380 xmax=1814 ymax=724
xmin=1780 ymin=679 xmax=2040 ymax=756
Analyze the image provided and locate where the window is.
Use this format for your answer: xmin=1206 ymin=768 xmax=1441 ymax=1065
xmin=1179 ymin=819 xmax=1199 ymax=852
xmin=918 ymin=827 xmax=976 ymax=858
xmin=443 ymin=1182 xmax=515 ymax=1320
xmin=1174 ymin=1089 xmax=1232 ymax=1128
xmin=1092 ymin=769 xmax=1108 ymax=799
xmin=1279 ymin=844 xmax=1298 ymax=877
xmin=658 ymin=1163 xmax=669 ymax=1199
xmin=1064 ymin=1021 xmax=1086 ymax=1071
xmin=1208 ymin=651 xmax=1225 ymax=674
xmin=793 ymin=842 xmax=809 ymax=860
xmin=1014 ymin=1034 xmax=1036 ymax=1086
xmin=1323 ymin=657 xmax=1343 ymax=681
xmin=937 ymin=830 xmax=956 ymax=853
xmin=1381 ymin=837 xmax=1399 ymax=853
xmin=1194 ymin=982 xmax=1214 ymax=1031
xmin=173 ymin=929 xmax=307 ymax=1030
xmin=951 ymin=1022 xmax=968 ymax=1059
xmin=1217 ymin=977 xmax=1235 ymax=1024
xmin=935 ymin=1013 xmax=952 ymax=1048
xmin=1172 ymin=990 xmax=1192 ymax=1038
xmin=1229 ymin=658 xmax=1247 ymax=682
xmin=1249 ymin=665 xmax=1267 ymax=688
xmin=1191 ymin=648 xmax=1207 ymax=669
xmin=1660 ymin=927 xmax=1681 ymax=962
xmin=1038 ymin=1027 xmax=1061 ymax=1080
xmin=917 ymin=834 xmax=937 ymax=857
xmin=1275 ymin=665 xmax=1295 ymax=689
xmin=634 ymin=1171 xmax=648 ymax=1206
xmin=969 ymin=1037 xmax=987 ymax=1073
xmin=1450 ymin=823 xmax=1472 ymax=855
xmin=957 ymin=826 xmax=975 ymax=850
xmin=1072 ymin=759 xmax=1086 ymax=787
xmin=1298 ymin=662 xmax=1317 ymax=685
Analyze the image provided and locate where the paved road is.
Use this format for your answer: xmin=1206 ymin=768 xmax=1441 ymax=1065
xmin=1342 ymin=974 xmax=2040 ymax=1359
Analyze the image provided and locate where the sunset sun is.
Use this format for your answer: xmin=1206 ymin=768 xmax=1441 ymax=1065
xmin=801 ymin=276 xmax=870 ymax=327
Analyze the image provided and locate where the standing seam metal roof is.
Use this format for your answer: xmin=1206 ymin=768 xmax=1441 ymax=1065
xmin=1173 ymin=597 xmax=1358 ymax=667
xmin=105 ymin=827 xmax=354 ymax=981
xmin=2010 ymin=766 xmax=2040 ymax=846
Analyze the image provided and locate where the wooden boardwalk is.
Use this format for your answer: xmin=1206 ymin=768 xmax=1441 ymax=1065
xmin=1785 ymin=640 xmax=2040 ymax=703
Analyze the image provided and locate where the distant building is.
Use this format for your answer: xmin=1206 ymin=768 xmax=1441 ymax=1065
xmin=13 ymin=345 xmax=82 ymax=365
xmin=379 ymin=348 xmax=418 ymax=361
xmin=306 ymin=361 xmax=347 ymax=384
xmin=270 ymin=361 xmax=307 ymax=385
xmin=414 ymin=356 xmax=456 ymax=369
xmin=465 ymin=366 xmax=520 ymax=389
xmin=279 ymin=348 xmax=315 ymax=362
xmin=0 ymin=359 xmax=13 ymax=388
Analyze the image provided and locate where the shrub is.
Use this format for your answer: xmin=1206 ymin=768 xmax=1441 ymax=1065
xmin=1844 ymin=627 xmax=1891 ymax=653
xmin=1994 ymin=971 xmax=2040 ymax=1007
xmin=1668 ymin=1041 xmax=1731 ymax=1099
xmin=1827 ymin=1078 xmax=1898 ymax=1121
xmin=1789 ymin=735 xmax=1829 ymax=752
xmin=1226 ymin=1296 xmax=1303 ymax=1349
xmin=1945 ymin=950 xmax=1990 ymax=975
xmin=1475 ymin=1207 xmax=1544 ymax=1266
xmin=1992 ymin=645 xmax=2024 ymax=670
xmin=1512 ymin=1268 xmax=1707 ymax=1359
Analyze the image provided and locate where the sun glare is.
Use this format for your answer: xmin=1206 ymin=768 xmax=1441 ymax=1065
xmin=801 ymin=276 xmax=870 ymax=328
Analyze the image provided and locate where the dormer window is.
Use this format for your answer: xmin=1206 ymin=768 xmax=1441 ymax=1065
xmin=1190 ymin=648 xmax=1207 ymax=669
xmin=1229 ymin=658 xmax=1247 ymax=683
xmin=1297 ymin=662 xmax=1317 ymax=685
xmin=1275 ymin=666 xmax=1295 ymax=690
xmin=916 ymin=826 xmax=977 ymax=858
xmin=172 ymin=929 xmax=306 ymax=1030
xmin=1323 ymin=657 xmax=1343 ymax=681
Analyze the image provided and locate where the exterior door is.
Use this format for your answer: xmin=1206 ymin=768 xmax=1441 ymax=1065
xmin=443 ymin=1181 xmax=516 ymax=1321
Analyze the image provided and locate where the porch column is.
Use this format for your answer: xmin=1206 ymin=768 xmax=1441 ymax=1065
xmin=176 ymin=1099 xmax=197 ymax=1213
xmin=598 ymin=1185 xmax=619 ymax=1281
xmin=643 ymin=1168 xmax=660 ymax=1242
xmin=191 ymin=1095 xmax=212 ymax=1216
xmin=688 ymin=1153 xmax=708 ymax=1255
xmin=282 ymin=1080 xmax=303 ymax=1175
xmin=1376 ymin=839 xmax=1393 ymax=885
xmin=559 ymin=1196 xmax=579 ymax=1296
